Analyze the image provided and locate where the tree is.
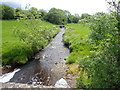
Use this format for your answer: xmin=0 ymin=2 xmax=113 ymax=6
xmin=62 ymin=10 xmax=72 ymax=23
xmin=46 ymin=8 xmax=67 ymax=25
xmin=80 ymin=13 xmax=91 ymax=19
xmin=106 ymin=0 xmax=120 ymax=13
xmin=106 ymin=0 xmax=120 ymax=29
xmin=72 ymin=14 xmax=80 ymax=23
xmin=39 ymin=9 xmax=47 ymax=20
xmin=14 ymin=7 xmax=41 ymax=20
xmin=106 ymin=0 xmax=120 ymax=62
xmin=1 ymin=4 xmax=15 ymax=19
xmin=29 ymin=7 xmax=41 ymax=19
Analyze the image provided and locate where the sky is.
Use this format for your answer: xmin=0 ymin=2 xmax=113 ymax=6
xmin=1 ymin=0 xmax=108 ymax=15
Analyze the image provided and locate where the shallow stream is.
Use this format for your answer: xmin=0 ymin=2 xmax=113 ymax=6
xmin=3 ymin=28 xmax=71 ymax=87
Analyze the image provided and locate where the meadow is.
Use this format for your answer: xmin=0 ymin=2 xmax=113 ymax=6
xmin=2 ymin=20 xmax=56 ymax=42
xmin=2 ymin=20 xmax=59 ymax=66
xmin=63 ymin=23 xmax=91 ymax=64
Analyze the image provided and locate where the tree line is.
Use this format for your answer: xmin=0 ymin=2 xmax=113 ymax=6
xmin=0 ymin=4 xmax=91 ymax=25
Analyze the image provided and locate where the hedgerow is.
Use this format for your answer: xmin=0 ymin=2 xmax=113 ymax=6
xmin=63 ymin=12 xmax=120 ymax=88
xmin=77 ymin=13 xmax=120 ymax=88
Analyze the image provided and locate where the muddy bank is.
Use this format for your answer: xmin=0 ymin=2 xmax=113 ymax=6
xmin=1 ymin=28 xmax=76 ymax=87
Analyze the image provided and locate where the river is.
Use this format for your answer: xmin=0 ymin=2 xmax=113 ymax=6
xmin=1 ymin=28 xmax=76 ymax=87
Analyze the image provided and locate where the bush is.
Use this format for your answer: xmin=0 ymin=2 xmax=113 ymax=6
xmin=14 ymin=19 xmax=59 ymax=53
xmin=2 ymin=20 xmax=59 ymax=66
xmin=63 ymin=13 xmax=119 ymax=88
xmin=77 ymin=13 xmax=120 ymax=88
xmin=2 ymin=42 xmax=32 ymax=65
xmin=0 ymin=4 xmax=15 ymax=20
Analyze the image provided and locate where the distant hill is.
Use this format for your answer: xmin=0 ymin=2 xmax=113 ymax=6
xmin=2 ymin=2 xmax=23 ymax=9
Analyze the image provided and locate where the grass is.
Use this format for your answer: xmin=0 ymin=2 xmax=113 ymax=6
xmin=67 ymin=23 xmax=90 ymax=38
xmin=2 ymin=20 xmax=20 ymax=42
xmin=63 ymin=23 xmax=91 ymax=64
xmin=63 ymin=23 xmax=92 ymax=87
xmin=2 ymin=20 xmax=55 ymax=43
xmin=2 ymin=20 xmax=59 ymax=66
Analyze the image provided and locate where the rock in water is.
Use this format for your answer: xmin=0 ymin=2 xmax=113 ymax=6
xmin=55 ymin=78 xmax=70 ymax=88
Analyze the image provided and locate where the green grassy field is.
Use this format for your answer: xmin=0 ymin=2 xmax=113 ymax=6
xmin=2 ymin=20 xmax=55 ymax=43
xmin=2 ymin=20 xmax=59 ymax=66
xmin=63 ymin=23 xmax=91 ymax=64
xmin=67 ymin=23 xmax=90 ymax=38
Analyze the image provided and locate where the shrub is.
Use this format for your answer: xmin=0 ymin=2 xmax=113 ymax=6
xmin=2 ymin=20 xmax=59 ymax=66
xmin=2 ymin=42 xmax=32 ymax=65
xmin=77 ymin=13 xmax=120 ymax=88
xmin=0 ymin=4 xmax=15 ymax=20
xmin=14 ymin=20 xmax=59 ymax=53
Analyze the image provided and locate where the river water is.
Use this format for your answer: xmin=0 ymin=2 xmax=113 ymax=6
xmin=5 ymin=28 xmax=70 ymax=86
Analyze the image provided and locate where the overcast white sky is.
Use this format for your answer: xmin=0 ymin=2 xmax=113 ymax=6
xmin=1 ymin=0 xmax=108 ymax=15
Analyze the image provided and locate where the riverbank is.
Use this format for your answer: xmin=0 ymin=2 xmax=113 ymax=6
xmin=1 ymin=28 xmax=76 ymax=88
xmin=2 ymin=20 xmax=60 ymax=66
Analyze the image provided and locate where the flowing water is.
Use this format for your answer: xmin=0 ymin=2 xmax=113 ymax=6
xmin=4 ymin=28 xmax=71 ymax=86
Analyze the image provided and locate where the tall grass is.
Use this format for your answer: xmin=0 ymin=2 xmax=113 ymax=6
xmin=63 ymin=23 xmax=91 ymax=64
xmin=2 ymin=20 xmax=59 ymax=66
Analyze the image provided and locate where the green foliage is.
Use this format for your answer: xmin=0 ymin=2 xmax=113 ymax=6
xmin=28 ymin=7 xmax=41 ymax=19
xmin=67 ymin=14 xmax=80 ymax=23
xmin=45 ymin=8 xmax=80 ymax=24
xmin=39 ymin=9 xmax=47 ymax=20
xmin=2 ymin=19 xmax=59 ymax=66
xmin=0 ymin=4 xmax=80 ymax=24
xmin=14 ymin=8 xmax=22 ymax=19
xmin=89 ymin=13 xmax=117 ymax=43
xmin=0 ymin=4 xmax=41 ymax=20
xmin=63 ymin=12 xmax=119 ymax=88
xmin=80 ymin=13 xmax=91 ymax=19
xmin=66 ymin=52 xmax=80 ymax=64
xmin=77 ymin=13 xmax=120 ymax=88
xmin=79 ymin=13 xmax=92 ymax=24
xmin=0 ymin=4 xmax=15 ymax=19
xmin=2 ymin=20 xmax=20 ymax=42
xmin=63 ymin=24 xmax=91 ymax=64
xmin=0 ymin=5 xmax=2 ymax=19
xmin=2 ymin=42 xmax=31 ymax=65
xmin=46 ymin=8 xmax=68 ymax=25
xmin=14 ymin=19 xmax=59 ymax=53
